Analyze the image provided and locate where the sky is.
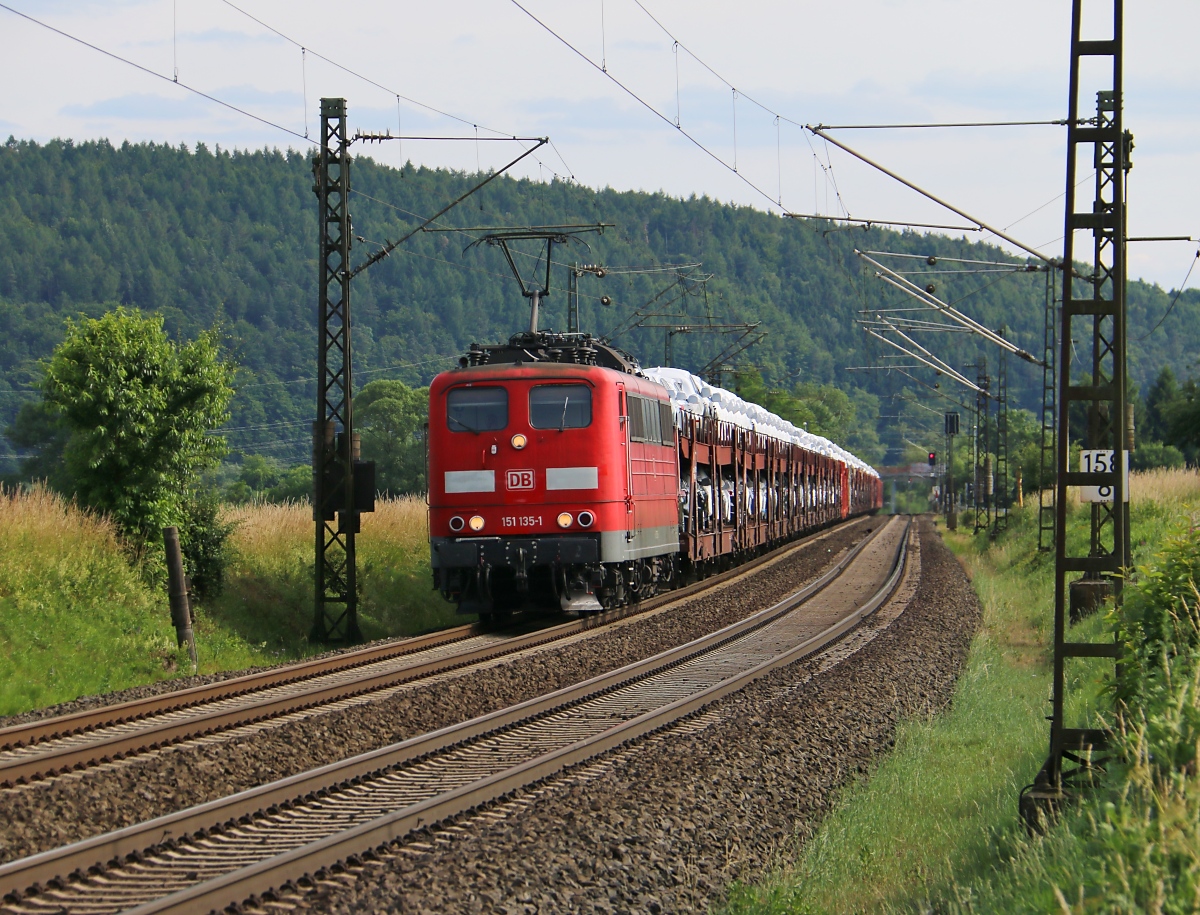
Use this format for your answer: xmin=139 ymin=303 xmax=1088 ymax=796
xmin=1 ymin=0 xmax=1197 ymax=292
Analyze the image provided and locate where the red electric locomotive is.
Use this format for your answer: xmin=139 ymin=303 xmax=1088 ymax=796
xmin=428 ymin=332 xmax=883 ymax=622
xmin=428 ymin=332 xmax=678 ymax=620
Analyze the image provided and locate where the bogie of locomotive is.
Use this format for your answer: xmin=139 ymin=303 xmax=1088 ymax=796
xmin=427 ymin=332 xmax=882 ymax=622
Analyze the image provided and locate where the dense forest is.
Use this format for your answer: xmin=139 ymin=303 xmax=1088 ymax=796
xmin=1 ymin=137 xmax=1197 ymax=483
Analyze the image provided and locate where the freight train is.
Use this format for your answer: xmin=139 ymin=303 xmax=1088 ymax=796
xmin=428 ymin=331 xmax=881 ymax=622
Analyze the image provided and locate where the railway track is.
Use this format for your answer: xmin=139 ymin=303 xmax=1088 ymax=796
xmin=0 ymin=517 xmax=871 ymax=788
xmin=0 ymin=515 xmax=911 ymax=915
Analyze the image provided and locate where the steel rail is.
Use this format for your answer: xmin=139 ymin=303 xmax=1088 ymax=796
xmin=0 ymin=518 xmax=872 ymax=786
xmin=0 ymin=627 xmax=478 ymax=750
xmin=0 ymin=517 xmax=903 ymax=911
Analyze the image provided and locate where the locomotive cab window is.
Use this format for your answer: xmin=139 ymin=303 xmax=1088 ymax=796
xmin=529 ymin=384 xmax=592 ymax=429
xmin=446 ymin=386 xmax=508 ymax=432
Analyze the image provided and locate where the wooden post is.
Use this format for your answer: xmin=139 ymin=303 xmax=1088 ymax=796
xmin=163 ymin=526 xmax=198 ymax=672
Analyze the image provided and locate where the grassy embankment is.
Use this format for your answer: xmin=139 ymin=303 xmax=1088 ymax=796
xmin=722 ymin=468 xmax=1200 ymax=914
xmin=0 ymin=488 xmax=458 ymax=717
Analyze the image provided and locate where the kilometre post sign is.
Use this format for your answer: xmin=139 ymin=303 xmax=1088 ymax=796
xmin=1078 ymin=449 xmax=1129 ymax=503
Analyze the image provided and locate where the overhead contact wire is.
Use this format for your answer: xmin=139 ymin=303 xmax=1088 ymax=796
xmin=217 ymin=0 xmax=570 ymax=180
xmin=1136 ymin=248 xmax=1200 ymax=341
xmin=507 ymin=0 xmax=783 ymax=214
xmin=0 ymin=2 xmax=311 ymax=143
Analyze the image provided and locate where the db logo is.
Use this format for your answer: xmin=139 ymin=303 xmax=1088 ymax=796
xmin=506 ymin=470 xmax=535 ymax=491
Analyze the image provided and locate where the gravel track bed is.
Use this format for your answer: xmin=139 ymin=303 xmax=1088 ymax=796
xmin=295 ymin=516 xmax=980 ymax=915
xmin=0 ymin=519 xmax=872 ymax=864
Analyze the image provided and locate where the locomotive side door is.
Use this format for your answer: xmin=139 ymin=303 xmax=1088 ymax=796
xmin=616 ymin=383 xmax=635 ymax=542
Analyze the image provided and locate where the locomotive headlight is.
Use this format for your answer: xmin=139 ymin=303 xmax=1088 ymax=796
xmin=449 ymin=515 xmax=465 ymax=533
xmin=511 ymin=433 xmax=528 ymax=450
xmin=577 ymin=511 xmax=594 ymax=528
xmin=468 ymin=515 xmax=486 ymax=532
xmin=557 ymin=512 xmax=573 ymax=529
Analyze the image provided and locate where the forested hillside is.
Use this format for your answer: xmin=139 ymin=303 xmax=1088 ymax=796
xmin=2 ymin=137 xmax=1197 ymax=474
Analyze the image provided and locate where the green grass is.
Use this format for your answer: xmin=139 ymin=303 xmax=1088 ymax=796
xmin=0 ymin=486 xmax=186 ymax=714
xmin=0 ymin=488 xmax=463 ymax=717
xmin=720 ymin=469 xmax=1200 ymax=914
xmin=948 ymin=518 xmax=1200 ymax=913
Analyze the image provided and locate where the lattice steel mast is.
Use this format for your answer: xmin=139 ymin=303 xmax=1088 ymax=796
xmin=1038 ymin=269 xmax=1059 ymax=551
xmin=1022 ymin=0 xmax=1129 ymax=824
xmin=309 ymin=103 xmax=548 ymax=642
xmin=995 ymin=342 xmax=1009 ymax=535
xmin=312 ymin=98 xmax=364 ymax=643
xmin=972 ymin=362 xmax=991 ymax=534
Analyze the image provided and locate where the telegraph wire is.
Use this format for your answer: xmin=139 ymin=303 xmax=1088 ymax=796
xmin=301 ymin=48 xmax=309 ymax=138
xmin=896 ymin=390 xmax=955 ymax=418
xmin=546 ymin=138 xmax=578 ymax=181
xmin=221 ymin=419 xmax=307 ymax=433
xmin=786 ymin=214 xmax=977 ymax=233
xmin=819 ymin=135 xmax=850 ymax=217
xmin=218 ymin=0 xmax=494 ymax=135
xmin=865 ymin=251 xmax=1034 ymax=268
xmin=807 ymin=126 xmax=1052 ymax=263
xmin=625 ymin=1 xmax=1081 ymax=245
xmin=353 ymin=230 xmax=519 ymax=286
xmin=350 ymin=139 xmax=550 ymax=278
xmin=978 ymin=171 xmax=1096 ymax=247
xmin=629 ymin=0 xmax=799 ymax=129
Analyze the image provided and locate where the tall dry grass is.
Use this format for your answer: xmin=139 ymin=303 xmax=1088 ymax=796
xmin=365 ymin=495 xmax=429 ymax=551
xmin=222 ymin=495 xmax=429 ymax=567
xmin=1129 ymin=466 xmax=1200 ymax=506
xmin=1025 ymin=467 xmax=1200 ymax=525
xmin=0 ymin=483 xmax=122 ymax=560
xmin=214 ymin=495 xmax=452 ymax=649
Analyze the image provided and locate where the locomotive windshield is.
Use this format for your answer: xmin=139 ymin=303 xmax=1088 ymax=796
xmin=529 ymin=384 xmax=592 ymax=430
xmin=447 ymin=386 xmax=508 ymax=432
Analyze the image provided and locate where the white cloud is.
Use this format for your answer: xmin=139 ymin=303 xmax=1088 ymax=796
xmin=61 ymin=92 xmax=210 ymax=122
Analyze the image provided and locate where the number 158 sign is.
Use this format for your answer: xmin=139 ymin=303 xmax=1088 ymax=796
xmin=1079 ymin=449 xmax=1129 ymax=503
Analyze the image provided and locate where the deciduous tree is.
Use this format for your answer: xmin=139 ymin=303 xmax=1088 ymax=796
xmin=40 ymin=307 xmax=234 ymax=545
